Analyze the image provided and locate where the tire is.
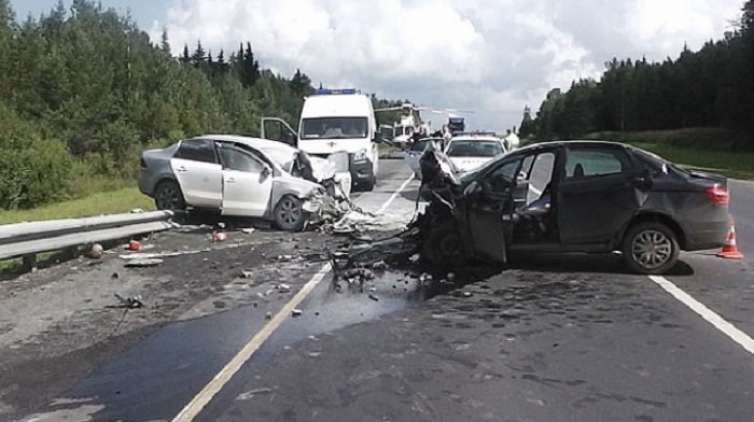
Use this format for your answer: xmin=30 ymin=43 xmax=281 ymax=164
xmin=274 ymin=195 xmax=306 ymax=231
xmin=622 ymin=221 xmax=679 ymax=274
xmin=154 ymin=180 xmax=185 ymax=211
xmin=422 ymin=224 xmax=466 ymax=269
xmin=360 ymin=174 xmax=376 ymax=192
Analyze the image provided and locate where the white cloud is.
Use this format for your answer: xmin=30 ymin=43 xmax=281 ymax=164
xmin=152 ymin=0 xmax=743 ymax=131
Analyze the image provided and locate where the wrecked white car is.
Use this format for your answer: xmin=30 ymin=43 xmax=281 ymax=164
xmin=138 ymin=135 xmax=351 ymax=231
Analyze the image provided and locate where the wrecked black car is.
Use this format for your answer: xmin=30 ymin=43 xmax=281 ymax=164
xmin=417 ymin=141 xmax=731 ymax=274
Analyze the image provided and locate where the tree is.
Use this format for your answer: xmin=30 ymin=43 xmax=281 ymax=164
xmin=180 ymin=44 xmax=190 ymax=64
xmin=290 ymin=69 xmax=312 ymax=97
xmin=191 ymin=40 xmax=206 ymax=67
xmin=159 ymin=28 xmax=171 ymax=57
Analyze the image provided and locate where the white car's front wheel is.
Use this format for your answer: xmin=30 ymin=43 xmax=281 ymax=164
xmin=274 ymin=195 xmax=306 ymax=231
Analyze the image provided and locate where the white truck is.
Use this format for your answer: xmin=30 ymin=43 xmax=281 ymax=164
xmin=262 ymin=89 xmax=380 ymax=191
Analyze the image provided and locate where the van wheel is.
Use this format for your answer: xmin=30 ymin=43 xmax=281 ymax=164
xmin=154 ymin=180 xmax=185 ymax=210
xmin=274 ymin=195 xmax=306 ymax=231
xmin=623 ymin=222 xmax=679 ymax=274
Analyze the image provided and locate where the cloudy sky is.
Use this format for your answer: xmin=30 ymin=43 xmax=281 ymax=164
xmin=12 ymin=0 xmax=744 ymax=131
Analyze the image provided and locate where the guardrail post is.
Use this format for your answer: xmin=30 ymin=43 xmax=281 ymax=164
xmin=22 ymin=254 xmax=36 ymax=272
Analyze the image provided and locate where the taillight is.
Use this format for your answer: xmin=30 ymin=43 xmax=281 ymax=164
xmin=705 ymin=184 xmax=729 ymax=205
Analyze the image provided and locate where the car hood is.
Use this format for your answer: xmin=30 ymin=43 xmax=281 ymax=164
xmin=298 ymin=139 xmax=369 ymax=155
xmin=448 ymin=157 xmax=493 ymax=173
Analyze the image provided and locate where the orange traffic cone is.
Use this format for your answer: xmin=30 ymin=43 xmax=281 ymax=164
xmin=718 ymin=221 xmax=744 ymax=260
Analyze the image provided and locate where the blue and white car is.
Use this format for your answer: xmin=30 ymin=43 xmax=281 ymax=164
xmin=444 ymin=134 xmax=507 ymax=173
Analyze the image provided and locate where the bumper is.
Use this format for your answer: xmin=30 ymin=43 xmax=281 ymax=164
xmin=684 ymin=218 xmax=729 ymax=251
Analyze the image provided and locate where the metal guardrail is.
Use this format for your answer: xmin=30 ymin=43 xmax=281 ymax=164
xmin=0 ymin=211 xmax=175 ymax=262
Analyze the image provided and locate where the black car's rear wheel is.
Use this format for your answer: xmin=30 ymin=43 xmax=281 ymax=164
xmin=274 ymin=195 xmax=306 ymax=231
xmin=623 ymin=222 xmax=679 ymax=274
xmin=154 ymin=180 xmax=185 ymax=210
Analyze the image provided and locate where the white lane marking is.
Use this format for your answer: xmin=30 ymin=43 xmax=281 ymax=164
xmin=649 ymin=275 xmax=754 ymax=356
xmin=172 ymin=169 xmax=416 ymax=422
xmin=377 ymin=174 xmax=415 ymax=214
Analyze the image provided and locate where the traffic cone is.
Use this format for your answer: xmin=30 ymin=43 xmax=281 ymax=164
xmin=718 ymin=221 xmax=744 ymax=260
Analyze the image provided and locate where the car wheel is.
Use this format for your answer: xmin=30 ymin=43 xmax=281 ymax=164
xmin=274 ymin=195 xmax=306 ymax=231
xmin=154 ymin=180 xmax=185 ymax=210
xmin=623 ymin=222 xmax=679 ymax=274
xmin=423 ymin=224 xmax=466 ymax=268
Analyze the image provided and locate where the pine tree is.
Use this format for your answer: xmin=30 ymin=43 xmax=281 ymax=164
xmin=160 ymin=28 xmax=171 ymax=56
xmin=180 ymin=44 xmax=190 ymax=64
xmin=191 ymin=40 xmax=206 ymax=67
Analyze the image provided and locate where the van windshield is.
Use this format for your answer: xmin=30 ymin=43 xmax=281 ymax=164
xmin=301 ymin=117 xmax=369 ymax=140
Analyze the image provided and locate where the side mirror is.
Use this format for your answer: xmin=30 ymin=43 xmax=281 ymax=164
xmin=261 ymin=166 xmax=271 ymax=179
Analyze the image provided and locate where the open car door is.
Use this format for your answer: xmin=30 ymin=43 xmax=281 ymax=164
xmin=464 ymin=157 xmax=521 ymax=263
xmin=217 ymin=143 xmax=273 ymax=217
xmin=260 ymin=117 xmax=298 ymax=147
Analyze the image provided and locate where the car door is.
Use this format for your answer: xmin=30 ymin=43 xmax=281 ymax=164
xmin=466 ymin=157 xmax=522 ymax=262
xmin=557 ymin=145 xmax=642 ymax=245
xmin=217 ymin=144 xmax=274 ymax=217
xmin=170 ymin=139 xmax=222 ymax=208
xmin=260 ymin=117 xmax=298 ymax=147
xmin=404 ymin=139 xmax=429 ymax=175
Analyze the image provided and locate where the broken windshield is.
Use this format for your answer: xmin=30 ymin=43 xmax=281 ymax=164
xmin=301 ymin=117 xmax=369 ymax=140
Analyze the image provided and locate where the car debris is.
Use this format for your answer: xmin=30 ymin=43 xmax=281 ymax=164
xmin=124 ymin=258 xmax=163 ymax=268
xmin=277 ymin=283 xmax=291 ymax=293
xmin=241 ymin=270 xmax=254 ymax=279
xmin=212 ymin=232 xmax=227 ymax=242
xmin=241 ymin=228 xmax=255 ymax=235
xmin=236 ymin=387 xmax=273 ymax=401
xmin=292 ymin=308 xmax=303 ymax=317
xmin=114 ymin=293 xmax=144 ymax=309
xmin=368 ymin=293 xmax=380 ymax=302
xmin=127 ymin=240 xmax=142 ymax=251
xmin=86 ymin=243 xmax=104 ymax=259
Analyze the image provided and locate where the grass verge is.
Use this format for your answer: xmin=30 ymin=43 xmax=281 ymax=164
xmin=0 ymin=187 xmax=155 ymax=225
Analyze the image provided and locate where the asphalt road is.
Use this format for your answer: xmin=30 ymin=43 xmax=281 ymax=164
xmin=8 ymin=159 xmax=754 ymax=422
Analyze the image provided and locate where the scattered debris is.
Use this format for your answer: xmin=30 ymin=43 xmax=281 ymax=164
xmin=462 ymin=291 xmax=473 ymax=298
xmin=130 ymin=208 xmax=145 ymax=213
xmin=368 ymin=293 xmax=380 ymax=302
xmin=111 ymin=272 xmax=119 ymax=279
xmin=119 ymin=249 xmax=210 ymax=261
xmin=86 ymin=243 xmax=104 ymax=259
xmin=292 ymin=308 xmax=303 ymax=317
xmin=241 ymin=228 xmax=255 ymax=235
xmin=241 ymin=270 xmax=254 ymax=279
xmin=265 ymin=311 xmax=273 ymax=320
xmin=127 ymin=240 xmax=142 ymax=251
xmin=124 ymin=258 xmax=163 ymax=268
xmin=217 ymin=222 xmax=226 ymax=229
xmin=308 ymin=352 xmax=322 ymax=358
xmin=236 ymin=387 xmax=273 ymax=401
xmin=277 ymin=283 xmax=291 ymax=293
xmin=114 ymin=293 xmax=144 ymax=309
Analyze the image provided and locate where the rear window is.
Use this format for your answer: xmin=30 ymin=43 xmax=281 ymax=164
xmin=446 ymin=140 xmax=503 ymax=157
xmin=175 ymin=139 xmax=217 ymax=164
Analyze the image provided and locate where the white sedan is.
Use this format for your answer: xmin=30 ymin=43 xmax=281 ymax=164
xmin=139 ymin=135 xmax=351 ymax=231
xmin=444 ymin=135 xmax=507 ymax=173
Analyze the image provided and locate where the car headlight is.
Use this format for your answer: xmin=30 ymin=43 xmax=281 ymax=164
xmin=353 ymin=149 xmax=368 ymax=163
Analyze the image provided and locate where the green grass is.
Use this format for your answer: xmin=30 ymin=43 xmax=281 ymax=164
xmin=0 ymin=187 xmax=155 ymax=225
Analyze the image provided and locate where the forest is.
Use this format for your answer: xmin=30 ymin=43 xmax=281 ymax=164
xmin=520 ymin=1 xmax=754 ymax=145
xmin=0 ymin=0 xmax=401 ymax=210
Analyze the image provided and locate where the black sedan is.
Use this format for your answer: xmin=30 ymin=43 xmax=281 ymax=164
xmin=419 ymin=141 xmax=731 ymax=274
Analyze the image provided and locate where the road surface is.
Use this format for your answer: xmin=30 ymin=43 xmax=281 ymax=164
xmin=2 ymin=159 xmax=754 ymax=422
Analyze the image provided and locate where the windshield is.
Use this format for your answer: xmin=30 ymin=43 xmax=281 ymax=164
xmin=301 ymin=117 xmax=368 ymax=140
xmin=446 ymin=140 xmax=503 ymax=157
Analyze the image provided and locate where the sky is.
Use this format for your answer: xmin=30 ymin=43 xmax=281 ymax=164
xmin=11 ymin=0 xmax=745 ymax=132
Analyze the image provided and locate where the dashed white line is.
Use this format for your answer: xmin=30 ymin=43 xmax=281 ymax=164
xmin=172 ymin=171 xmax=416 ymax=422
xmin=649 ymin=275 xmax=754 ymax=356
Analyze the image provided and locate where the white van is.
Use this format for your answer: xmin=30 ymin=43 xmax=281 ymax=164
xmin=262 ymin=89 xmax=380 ymax=191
